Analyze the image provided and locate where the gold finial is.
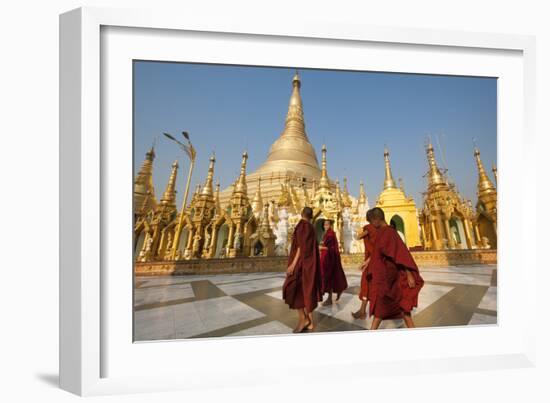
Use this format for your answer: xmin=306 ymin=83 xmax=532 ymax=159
xmin=200 ymin=154 xmax=216 ymax=197
xmin=359 ymin=180 xmax=367 ymax=204
xmin=383 ymin=147 xmax=397 ymax=190
xmin=426 ymin=142 xmax=447 ymax=190
xmin=492 ymin=163 xmax=498 ymax=186
xmin=159 ymin=160 xmax=179 ymax=208
xmin=292 ymin=70 xmax=301 ymax=88
xmin=251 ymin=176 xmax=263 ymax=214
xmin=234 ymin=151 xmax=249 ymax=194
xmin=474 ymin=148 xmax=496 ymax=195
xmin=319 ymin=144 xmax=330 ymax=190
xmin=283 ymin=72 xmax=306 ymax=137
xmin=145 ymin=145 xmax=155 ymax=161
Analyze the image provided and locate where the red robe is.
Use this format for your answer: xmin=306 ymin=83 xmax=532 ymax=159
xmin=359 ymin=224 xmax=377 ymax=301
xmin=367 ymin=225 xmax=424 ymax=319
xmin=282 ymin=219 xmax=323 ymax=312
xmin=320 ymin=228 xmax=348 ymax=295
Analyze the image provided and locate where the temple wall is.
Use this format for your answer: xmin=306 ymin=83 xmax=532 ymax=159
xmin=135 ymin=249 xmax=497 ymax=276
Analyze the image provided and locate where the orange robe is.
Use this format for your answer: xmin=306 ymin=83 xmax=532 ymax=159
xmin=359 ymin=224 xmax=377 ymax=301
xmin=367 ymin=225 xmax=424 ymax=319
xmin=282 ymin=219 xmax=323 ymax=312
xmin=320 ymin=228 xmax=348 ymax=295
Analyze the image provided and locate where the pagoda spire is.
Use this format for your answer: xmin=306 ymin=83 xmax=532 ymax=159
xmin=358 ymin=180 xmax=367 ymax=205
xmin=319 ymin=144 xmax=330 ymax=191
xmin=281 ymin=71 xmax=308 ymax=140
xmin=342 ymin=177 xmax=352 ymax=207
xmin=134 ymin=146 xmax=157 ymax=213
xmin=159 ymin=160 xmax=179 ymax=209
xmin=234 ymin=151 xmax=249 ymax=195
xmin=251 ymin=176 xmax=263 ymax=215
xmin=335 ymin=179 xmax=342 ymax=208
xmin=200 ymin=154 xmax=216 ymax=198
xmin=383 ymin=147 xmax=397 ymax=190
xmin=426 ymin=142 xmax=448 ymax=190
xmin=492 ymin=163 xmax=498 ymax=186
xmin=214 ymin=181 xmax=222 ymax=211
xmin=474 ymin=148 xmax=496 ymax=195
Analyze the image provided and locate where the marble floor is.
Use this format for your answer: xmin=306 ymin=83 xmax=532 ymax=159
xmin=134 ymin=264 xmax=497 ymax=341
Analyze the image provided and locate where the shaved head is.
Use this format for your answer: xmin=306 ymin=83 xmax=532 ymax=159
xmin=301 ymin=207 xmax=313 ymax=220
xmin=370 ymin=207 xmax=385 ymax=221
xmin=369 ymin=207 xmax=386 ymax=228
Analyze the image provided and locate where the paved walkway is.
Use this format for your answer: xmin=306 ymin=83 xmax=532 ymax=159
xmin=134 ymin=264 xmax=497 ymax=341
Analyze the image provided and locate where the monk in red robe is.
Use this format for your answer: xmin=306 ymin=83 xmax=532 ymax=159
xmin=282 ymin=207 xmax=323 ymax=333
xmin=366 ymin=207 xmax=424 ymax=329
xmin=352 ymin=209 xmax=377 ymax=319
xmin=319 ymin=219 xmax=348 ymax=306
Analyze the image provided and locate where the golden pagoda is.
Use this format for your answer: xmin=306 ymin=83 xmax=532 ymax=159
xmin=375 ymin=148 xmax=421 ymax=248
xmin=218 ymin=72 xmax=325 ymax=206
xmin=135 ymin=159 xmax=179 ymax=261
xmin=418 ymin=142 xmax=478 ymax=250
xmin=133 ymin=147 xmax=157 ymax=217
xmin=474 ymin=148 xmax=497 ymax=248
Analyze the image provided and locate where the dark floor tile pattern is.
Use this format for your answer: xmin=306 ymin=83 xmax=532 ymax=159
xmin=134 ymin=266 xmax=497 ymax=340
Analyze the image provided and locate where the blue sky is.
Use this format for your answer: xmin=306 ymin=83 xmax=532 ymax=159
xmin=134 ymin=61 xmax=497 ymax=209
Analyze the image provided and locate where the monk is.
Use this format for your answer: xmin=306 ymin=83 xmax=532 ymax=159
xmin=319 ymin=219 xmax=348 ymax=306
xmin=282 ymin=207 xmax=323 ymax=333
xmin=366 ymin=207 xmax=424 ymax=329
xmin=351 ymin=209 xmax=377 ymax=319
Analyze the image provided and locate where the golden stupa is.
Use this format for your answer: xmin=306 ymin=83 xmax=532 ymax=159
xmin=218 ymin=72 xmax=325 ymax=206
xmin=418 ymin=142 xmax=478 ymax=250
xmin=133 ymin=146 xmax=157 ymax=217
xmin=474 ymin=147 xmax=497 ymax=248
xmin=375 ymin=148 xmax=421 ymax=248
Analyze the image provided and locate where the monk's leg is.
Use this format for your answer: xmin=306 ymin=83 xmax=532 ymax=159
xmin=306 ymin=311 xmax=315 ymax=331
xmin=293 ymin=308 xmax=308 ymax=333
xmin=402 ymin=312 xmax=415 ymax=328
xmin=370 ymin=316 xmax=382 ymax=330
xmin=323 ymin=291 xmax=333 ymax=306
xmin=352 ymin=300 xmax=368 ymax=319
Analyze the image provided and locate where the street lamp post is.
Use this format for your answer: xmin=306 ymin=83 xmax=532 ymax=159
xmin=163 ymin=131 xmax=197 ymax=260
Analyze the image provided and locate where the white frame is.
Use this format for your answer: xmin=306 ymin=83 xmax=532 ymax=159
xmin=60 ymin=6 xmax=537 ymax=396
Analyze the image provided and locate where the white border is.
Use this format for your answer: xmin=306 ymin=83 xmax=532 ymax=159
xmin=60 ymin=7 xmax=537 ymax=396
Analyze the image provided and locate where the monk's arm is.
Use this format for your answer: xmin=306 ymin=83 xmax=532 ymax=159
xmin=360 ymin=256 xmax=370 ymax=271
xmin=356 ymin=230 xmax=368 ymax=240
xmin=287 ymin=248 xmax=300 ymax=274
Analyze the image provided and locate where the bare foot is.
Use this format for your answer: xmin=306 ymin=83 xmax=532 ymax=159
xmin=306 ymin=322 xmax=315 ymax=331
xmin=322 ymin=299 xmax=333 ymax=306
xmin=351 ymin=310 xmax=367 ymax=320
xmin=335 ymin=292 xmax=343 ymax=301
xmin=293 ymin=319 xmax=308 ymax=333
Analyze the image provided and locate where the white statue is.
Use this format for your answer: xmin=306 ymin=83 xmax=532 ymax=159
xmin=234 ymin=232 xmax=242 ymax=251
xmin=139 ymin=236 xmax=153 ymax=262
xmin=204 ymin=231 xmax=211 ymax=250
xmin=273 ymin=208 xmax=290 ymax=256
